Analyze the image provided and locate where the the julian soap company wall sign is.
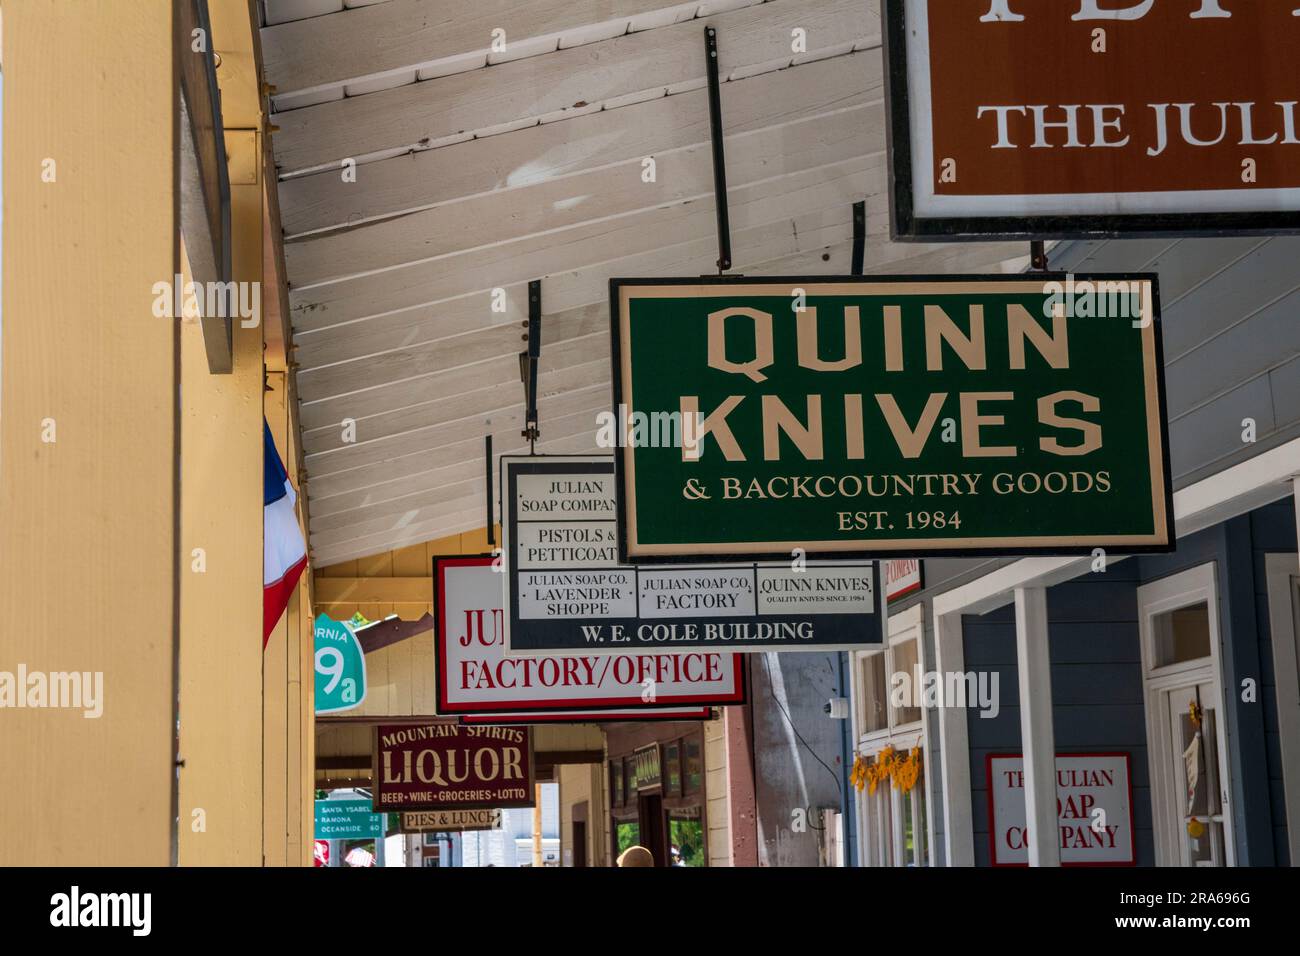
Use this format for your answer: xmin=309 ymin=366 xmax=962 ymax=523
xmin=884 ymin=0 xmax=1300 ymax=238
xmin=612 ymin=277 xmax=1172 ymax=562
xmin=433 ymin=554 xmax=745 ymax=712
xmin=500 ymin=456 xmax=885 ymax=655
xmin=372 ymin=723 xmax=534 ymax=812
xmin=988 ymin=753 xmax=1136 ymax=866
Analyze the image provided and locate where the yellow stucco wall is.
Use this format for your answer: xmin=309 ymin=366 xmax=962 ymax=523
xmin=0 ymin=0 xmax=178 ymax=866
xmin=0 ymin=0 xmax=317 ymax=866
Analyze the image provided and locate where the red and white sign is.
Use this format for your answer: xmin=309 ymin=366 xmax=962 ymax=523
xmin=434 ymin=556 xmax=745 ymax=715
xmin=988 ymin=753 xmax=1135 ymax=867
xmin=884 ymin=559 xmax=923 ymax=602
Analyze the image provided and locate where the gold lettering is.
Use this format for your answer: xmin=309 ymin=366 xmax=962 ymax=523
xmin=416 ymin=750 xmax=446 ymax=786
xmin=797 ymin=306 xmax=862 ymax=371
xmin=844 ymin=394 xmax=865 ymax=460
xmin=474 ymin=748 xmax=501 ymax=781
xmin=708 ymin=307 xmax=773 ymax=382
xmin=883 ymin=305 xmax=905 ymax=371
xmin=1008 ymin=305 xmax=1070 ymax=369
xmin=960 ymin=392 xmax=1017 ymax=457
xmin=1038 ymin=390 xmax=1103 ymax=455
xmin=876 ymin=393 xmax=947 ymax=459
xmin=762 ymin=395 xmax=824 ymax=461
xmin=925 ymin=304 xmax=986 ymax=371
xmin=382 ymin=752 xmax=404 ymax=785
xmin=681 ymin=395 xmax=746 ymax=461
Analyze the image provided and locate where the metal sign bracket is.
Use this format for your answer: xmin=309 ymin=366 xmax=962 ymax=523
xmin=851 ymin=200 xmax=866 ymax=276
xmin=705 ymin=26 xmax=732 ymax=274
xmin=517 ymin=279 xmax=543 ymax=452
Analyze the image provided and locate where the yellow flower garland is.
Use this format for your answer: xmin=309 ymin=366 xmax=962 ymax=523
xmin=892 ymin=747 xmax=922 ymax=794
xmin=850 ymin=755 xmax=867 ymax=791
xmin=851 ymin=746 xmax=923 ymax=795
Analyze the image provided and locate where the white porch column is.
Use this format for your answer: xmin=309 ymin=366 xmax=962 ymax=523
xmin=1015 ymin=586 xmax=1060 ymax=867
xmin=933 ymin=609 xmax=974 ymax=865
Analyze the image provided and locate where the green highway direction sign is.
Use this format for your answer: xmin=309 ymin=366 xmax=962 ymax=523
xmin=314 ymin=613 xmax=367 ymax=715
xmin=610 ymin=276 xmax=1173 ymax=563
xmin=314 ymin=798 xmax=385 ymax=841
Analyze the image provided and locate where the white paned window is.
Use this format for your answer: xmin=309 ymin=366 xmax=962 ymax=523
xmin=851 ymin=605 xmax=930 ymax=867
xmin=1138 ymin=564 xmax=1234 ymax=867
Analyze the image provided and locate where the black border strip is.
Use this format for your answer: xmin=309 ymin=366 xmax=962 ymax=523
xmin=458 ymin=708 xmax=713 ymax=726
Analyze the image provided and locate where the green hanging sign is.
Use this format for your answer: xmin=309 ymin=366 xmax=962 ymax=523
xmin=610 ymin=275 xmax=1173 ymax=562
xmin=314 ymin=613 xmax=367 ymax=715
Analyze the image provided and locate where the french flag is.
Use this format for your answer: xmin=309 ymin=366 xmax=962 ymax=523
xmin=264 ymin=420 xmax=308 ymax=647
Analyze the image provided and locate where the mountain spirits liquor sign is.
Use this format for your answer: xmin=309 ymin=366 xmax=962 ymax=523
xmin=371 ymin=723 xmax=534 ymax=812
xmin=500 ymin=456 xmax=885 ymax=655
xmin=433 ymin=554 xmax=745 ymax=711
xmin=611 ymin=276 xmax=1172 ymax=562
xmin=884 ymin=0 xmax=1300 ymax=238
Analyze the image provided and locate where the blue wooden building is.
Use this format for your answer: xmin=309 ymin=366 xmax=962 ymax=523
xmin=848 ymin=237 xmax=1300 ymax=868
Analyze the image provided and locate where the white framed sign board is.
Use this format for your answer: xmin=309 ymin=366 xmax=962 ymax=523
xmin=499 ymin=455 xmax=886 ymax=656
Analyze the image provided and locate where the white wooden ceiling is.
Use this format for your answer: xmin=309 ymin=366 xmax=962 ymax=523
xmin=262 ymin=0 xmax=1026 ymax=567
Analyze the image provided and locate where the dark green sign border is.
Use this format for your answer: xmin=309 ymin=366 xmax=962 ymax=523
xmin=609 ymin=274 xmax=1175 ymax=565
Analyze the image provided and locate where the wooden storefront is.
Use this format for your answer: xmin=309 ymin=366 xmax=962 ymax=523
xmin=606 ymin=723 xmax=708 ymax=867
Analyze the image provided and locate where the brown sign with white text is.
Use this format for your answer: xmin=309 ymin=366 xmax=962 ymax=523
xmin=372 ymin=723 xmax=535 ymax=812
xmin=887 ymin=0 xmax=1300 ymax=235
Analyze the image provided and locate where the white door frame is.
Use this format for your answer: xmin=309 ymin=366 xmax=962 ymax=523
xmin=1264 ymin=552 xmax=1300 ymax=864
xmin=1136 ymin=563 xmax=1234 ymax=866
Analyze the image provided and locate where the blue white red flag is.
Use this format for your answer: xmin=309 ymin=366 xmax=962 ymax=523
xmin=264 ymin=420 xmax=308 ymax=646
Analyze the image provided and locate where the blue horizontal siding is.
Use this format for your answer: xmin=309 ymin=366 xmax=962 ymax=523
xmin=962 ymin=572 xmax=1156 ymax=867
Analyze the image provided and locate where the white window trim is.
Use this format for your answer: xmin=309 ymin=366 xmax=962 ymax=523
xmin=1264 ymin=551 xmax=1300 ymax=865
xmin=851 ymin=603 xmax=931 ymax=867
xmin=1137 ymin=562 xmax=1234 ymax=867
